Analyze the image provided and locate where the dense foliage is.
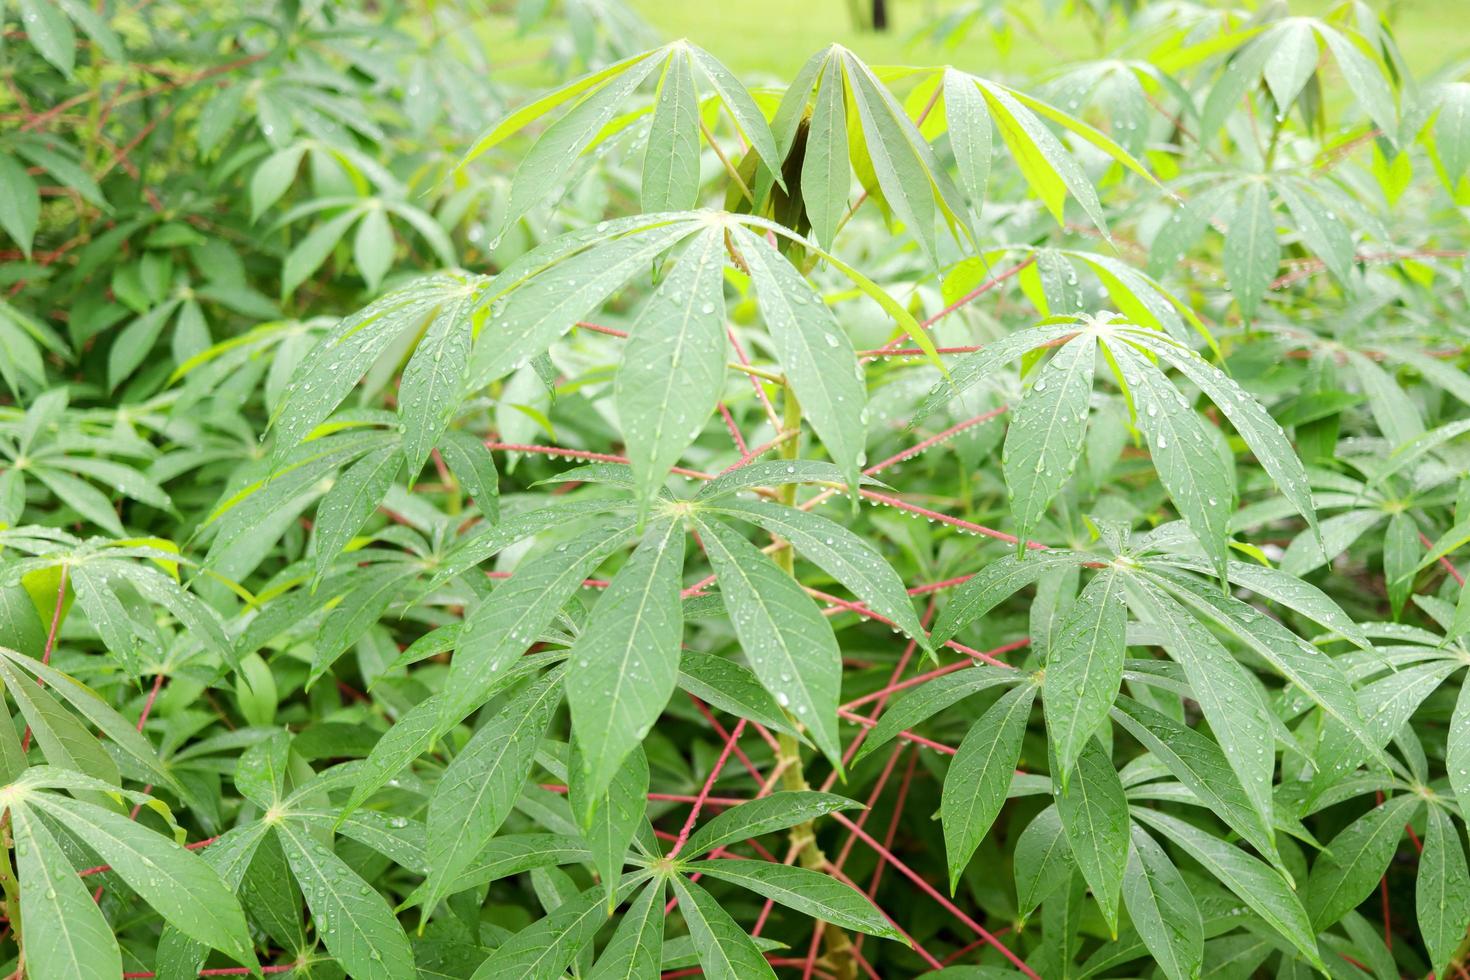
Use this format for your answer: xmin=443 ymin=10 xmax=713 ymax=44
xmin=2 ymin=0 xmax=1470 ymax=977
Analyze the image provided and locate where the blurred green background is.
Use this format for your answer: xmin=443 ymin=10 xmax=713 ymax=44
xmin=625 ymin=0 xmax=1468 ymax=79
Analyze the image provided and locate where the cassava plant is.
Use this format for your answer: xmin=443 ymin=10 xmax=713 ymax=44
xmin=2 ymin=0 xmax=1470 ymax=977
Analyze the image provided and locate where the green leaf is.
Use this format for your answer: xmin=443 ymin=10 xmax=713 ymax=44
xmin=9 ymin=802 xmax=121 ymax=979
xmin=570 ymin=743 xmax=649 ymax=912
xmin=1111 ymin=341 xmax=1234 ymax=583
xmin=615 ymin=229 xmax=727 ymax=507
xmin=282 ymin=209 xmax=361 ymax=298
xmin=1133 ymin=808 xmax=1321 ymax=968
xmin=1014 ymin=805 xmax=1074 ymax=919
xmin=1318 ymin=25 xmax=1398 ymax=136
xmin=0 ymin=656 xmax=119 ymax=785
xmin=269 ymin=276 xmax=464 ymax=463
xmin=929 ymin=550 xmax=1088 ymax=648
xmin=1418 ymin=804 xmax=1470 ymax=978
xmin=709 ymin=497 xmax=928 ymax=650
xmin=842 ymin=52 xmax=944 ymax=263
xmin=1151 ymin=573 xmax=1386 ymax=771
xmin=353 ymin=205 xmax=395 ymax=291
xmin=18 ymin=0 xmax=75 ymax=75
xmin=1045 ymin=568 xmax=1126 ymax=784
xmin=1262 ymin=21 xmax=1320 ymax=115
xmin=1111 ymin=696 xmax=1278 ymax=862
xmin=470 ymin=874 xmax=651 ymax=980
xmin=911 ymin=322 xmax=1075 ymax=429
xmin=670 ymin=874 xmax=779 ymax=980
xmin=643 ymin=49 xmax=701 ymax=212
xmin=1121 ymin=329 xmax=1319 ymax=546
xmin=1004 ymin=333 xmax=1096 ymax=548
xmin=734 ymin=226 xmax=866 ymax=493
xmin=497 ymin=57 xmax=661 ymax=235
xmin=0 ymin=648 xmax=180 ymax=793
xmin=312 ymin=445 xmax=401 ymax=579
xmin=944 ymin=69 xmax=992 ymax=219
xmin=851 ymin=664 xmax=1020 ymax=764
xmin=468 ymin=221 xmax=697 ymax=390
xmin=1306 ymin=794 xmax=1419 ymax=929
xmin=588 ymin=876 xmax=665 ymax=980
xmin=1122 ymin=824 xmax=1203 ymax=980
xmin=694 ymin=514 xmax=844 ymax=769
xmin=681 ymin=791 xmax=861 ymax=860
xmin=696 ymin=858 xmax=905 ymax=942
xmin=802 ymin=57 xmax=851 ymax=248
xmin=1122 ymin=580 xmax=1275 ymax=835
xmin=1054 ymin=738 xmax=1129 ymax=935
xmin=941 ymin=682 xmax=1036 ymax=893
xmin=567 ymin=518 xmax=683 ymax=804
xmin=441 ymin=516 xmax=636 ymax=724
xmin=678 ymin=652 xmax=800 ymax=738
xmin=29 ymin=792 xmax=255 ymax=968
xmin=275 ymin=820 xmax=416 ymax=979
xmin=398 ymin=289 xmax=479 ymax=476
xmin=422 ymin=668 xmax=564 ymax=913
xmin=0 ymin=154 xmax=41 ymax=257
xmin=1223 ymin=181 xmax=1277 ymax=319
xmin=436 ymin=429 xmax=499 ymax=522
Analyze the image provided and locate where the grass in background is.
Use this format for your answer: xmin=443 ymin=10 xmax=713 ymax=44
xmin=629 ymin=0 xmax=1469 ymax=81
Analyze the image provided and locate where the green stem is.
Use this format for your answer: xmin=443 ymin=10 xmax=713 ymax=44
xmin=0 ymin=813 xmax=21 ymax=961
xmin=773 ymin=387 xmax=857 ymax=980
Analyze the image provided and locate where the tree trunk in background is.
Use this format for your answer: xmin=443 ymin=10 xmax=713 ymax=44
xmin=872 ymin=0 xmax=889 ymax=30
